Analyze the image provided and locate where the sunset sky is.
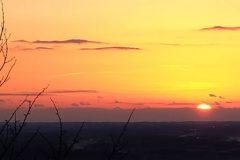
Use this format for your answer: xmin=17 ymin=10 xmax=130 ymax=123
xmin=1 ymin=0 xmax=240 ymax=110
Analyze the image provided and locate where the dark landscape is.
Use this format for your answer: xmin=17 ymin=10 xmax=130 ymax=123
xmin=2 ymin=122 xmax=240 ymax=160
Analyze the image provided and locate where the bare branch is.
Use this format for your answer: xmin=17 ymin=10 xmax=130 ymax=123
xmin=0 ymin=96 xmax=28 ymax=136
xmin=0 ymin=0 xmax=16 ymax=88
xmin=50 ymin=97 xmax=63 ymax=159
xmin=16 ymin=129 xmax=38 ymax=159
xmin=107 ymin=108 xmax=135 ymax=160
xmin=63 ymin=122 xmax=85 ymax=159
xmin=0 ymin=86 xmax=49 ymax=159
xmin=37 ymin=130 xmax=56 ymax=158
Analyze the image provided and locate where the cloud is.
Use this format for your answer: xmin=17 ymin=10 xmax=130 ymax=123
xmin=0 ymin=99 xmax=5 ymax=103
xmin=209 ymin=94 xmax=217 ymax=97
xmin=71 ymin=103 xmax=79 ymax=107
xmin=13 ymin=40 xmax=30 ymax=43
xmin=226 ymin=101 xmax=233 ymax=104
xmin=21 ymin=47 xmax=54 ymax=51
xmin=50 ymin=72 xmax=86 ymax=78
xmin=157 ymin=43 xmax=182 ymax=46
xmin=200 ymin=26 xmax=240 ymax=31
xmin=97 ymin=96 xmax=103 ymax=99
xmin=80 ymin=46 xmax=141 ymax=51
xmin=214 ymin=101 xmax=221 ymax=105
xmin=168 ymin=102 xmax=196 ymax=106
xmin=0 ymin=89 xmax=98 ymax=96
xmin=209 ymin=94 xmax=226 ymax=99
xmin=219 ymin=96 xmax=225 ymax=99
xmin=154 ymin=43 xmax=216 ymax=47
xmin=70 ymin=101 xmax=91 ymax=107
xmin=13 ymin=39 xmax=103 ymax=44
xmin=112 ymin=101 xmax=193 ymax=107
xmin=113 ymin=100 xmax=144 ymax=106
xmin=49 ymin=90 xmax=99 ymax=94
xmin=79 ymin=101 xmax=91 ymax=106
xmin=0 ymin=92 xmax=49 ymax=96
xmin=35 ymin=47 xmax=53 ymax=50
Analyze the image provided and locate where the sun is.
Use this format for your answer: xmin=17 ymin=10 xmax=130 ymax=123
xmin=197 ymin=104 xmax=212 ymax=110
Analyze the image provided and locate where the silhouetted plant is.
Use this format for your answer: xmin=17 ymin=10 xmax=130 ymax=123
xmin=0 ymin=87 xmax=48 ymax=159
xmin=0 ymin=0 xmax=16 ymax=88
xmin=107 ymin=108 xmax=135 ymax=160
xmin=38 ymin=98 xmax=85 ymax=160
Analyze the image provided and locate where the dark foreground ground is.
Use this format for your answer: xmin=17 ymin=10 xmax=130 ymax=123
xmin=2 ymin=122 xmax=240 ymax=160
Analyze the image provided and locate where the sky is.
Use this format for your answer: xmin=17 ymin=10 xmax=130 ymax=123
xmin=1 ymin=0 xmax=240 ymax=114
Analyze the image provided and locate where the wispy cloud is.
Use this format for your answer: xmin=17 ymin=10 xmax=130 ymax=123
xmin=0 ymin=89 xmax=98 ymax=96
xmin=13 ymin=39 xmax=103 ymax=44
xmin=97 ymin=96 xmax=103 ymax=99
xmin=50 ymin=71 xmax=120 ymax=78
xmin=209 ymin=94 xmax=217 ymax=97
xmin=113 ymin=100 xmax=144 ymax=106
xmin=79 ymin=101 xmax=91 ymax=106
xmin=50 ymin=72 xmax=86 ymax=78
xmin=72 ymin=101 xmax=91 ymax=107
xmin=168 ymin=102 xmax=196 ymax=106
xmin=71 ymin=103 xmax=79 ymax=107
xmin=208 ymin=93 xmax=226 ymax=99
xmin=226 ymin=101 xmax=233 ymax=104
xmin=49 ymin=90 xmax=99 ymax=94
xmin=219 ymin=96 xmax=225 ymax=99
xmin=214 ymin=101 xmax=221 ymax=105
xmin=35 ymin=47 xmax=53 ymax=50
xmin=155 ymin=43 xmax=216 ymax=47
xmin=13 ymin=40 xmax=29 ymax=43
xmin=157 ymin=43 xmax=182 ymax=46
xmin=0 ymin=92 xmax=49 ymax=96
xmin=21 ymin=47 xmax=53 ymax=51
xmin=80 ymin=46 xmax=141 ymax=51
xmin=200 ymin=26 xmax=240 ymax=31
xmin=113 ymin=100 xmax=194 ymax=107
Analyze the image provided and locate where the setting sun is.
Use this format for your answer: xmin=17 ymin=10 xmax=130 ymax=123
xmin=197 ymin=104 xmax=212 ymax=110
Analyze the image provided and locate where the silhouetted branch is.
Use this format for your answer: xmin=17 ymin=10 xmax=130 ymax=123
xmin=62 ymin=122 xmax=85 ymax=159
xmin=0 ymin=0 xmax=16 ymax=87
xmin=39 ymin=99 xmax=85 ymax=160
xmin=37 ymin=130 xmax=56 ymax=158
xmin=107 ymin=108 xmax=135 ymax=160
xmin=0 ymin=0 xmax=4 ymax=40
xmin=50 ymin=98 xmax=63 ymax=158
xmin=16 ymin=129 xmax=38 ymax=159
xmin=0 ymin=86 xmax=48 ymax=159
xmin=0 ymin=96 xmax=28 ymax=136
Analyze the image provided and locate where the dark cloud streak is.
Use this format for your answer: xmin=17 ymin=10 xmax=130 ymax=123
xmin=13 ymin=39 xmax=103 ymax=44
xmin=0 ymin=89 xmax=99 ymax=96
xmin=0 ymin=93 xmax=49 ymax=96
xmin=168 ymin=102 xmax=196 ymax=106
xmin=209 ymin=94 xmax=217 ymax=97
xmin=156 ymin=43 xmax=216 ymax=47
xmin=81 ymin=46 xmax=141 ymax=51
xmin=200 ymin=26 xmax=240 ymax=31
xmin=21 ymin=47 xmax=53 ymax=51
xmin=49 ymin=90 xmax=99 ymax=94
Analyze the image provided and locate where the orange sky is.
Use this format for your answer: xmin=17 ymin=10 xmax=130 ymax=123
xmin=1 ymin=0 xmax=240 ymax=109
